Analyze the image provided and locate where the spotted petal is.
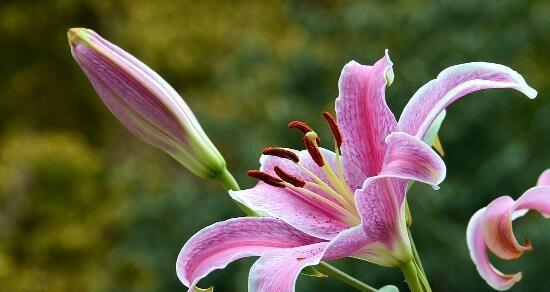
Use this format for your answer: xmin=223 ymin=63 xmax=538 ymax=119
xmin=176 ymin=217 xmax=321 ymax=290
xmin=336 ymin=51 xmax=398 ymax=184
xmin=230 ymin=183 xmax=350 ymax=240
xmin=399 ymin=62 xmax=537 ymax=140
xmin=248 ymin=242 xmax=328 ymax=292
xmin=231 ymin=149 xmax=360 ymax=240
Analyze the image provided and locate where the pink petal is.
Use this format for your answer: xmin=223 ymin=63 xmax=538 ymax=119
xmin=514 ymin=186 xmax=550 ymax=218
xmin=230 ymin=183 xmax=349 ymax=240
xmin=399 ymin=62 xmax=537 ymax=139
xmin=466 ymin=209 xmax=522 ymax=291
xmin=335 ymin=51 xmax=398 ymax=183
xmin=481 ymin=196 xmax=531 ymax=260
xmin=353 ymin=176 xmax=411 ymax=265
xmin=176 ymin=217 xmax=321 ymax=289
xmin=536 ymin=169 xmax=550 ymax=187
xmin=322 ymin=225 xmax=398 ymax=266
xmin=381 ymin=132 xmax=446 ymax=188
xmin=248 ymin=242 xmax=328 ymax=292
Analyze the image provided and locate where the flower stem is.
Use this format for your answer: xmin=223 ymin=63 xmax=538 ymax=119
xmin=216 ymin=167 xmax=377 ymax=291
xmin=408 ymin=227 xmax=425 ymax=275
xmin=399 ymin=260 xmax=423 ymax=292
xmin=214 ymin=167 xmax=258 ymax=216
xmin=317 ymin=262 xmax=377 ymax=292
xmin=216 ymin=167 xmax=240 ymax=191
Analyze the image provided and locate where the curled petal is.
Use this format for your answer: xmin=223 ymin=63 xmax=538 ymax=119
xmin=399 ymin=62 xmax=537 ymax=140
xmin=514 ymin=186 xmax=550 ymax=218
xmin=336 ymin=50 xmax=398 ymax=183
xmin=482 ymin=196 xmax=531 ymax=260
xmin=536 ymin=169 xmax=550 ymax=187
xmin=248 ymin=242 xmax=328 ymax=292
xmin=381 ymin=132 xmax=446 ymax=189
xmin=176 ymin=217 xmax=320 ymax=289
xmin=467 ymin=209 xmax=522 ymax=291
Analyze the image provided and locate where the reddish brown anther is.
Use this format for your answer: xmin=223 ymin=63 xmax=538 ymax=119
xmin=322 ymin=111 xmax=343 ymax=148
xmin=274 ymin=166 xmax=306 ymax=188
xmin=247 ymin=170 xmax=285 ymax=188
xmin=262 ymin=147 xmax=299 ymax=163
xmin=303 ymin=136 xmax=324 ymax=167
xmin=288 ymin=121 xmax=321 ymax=144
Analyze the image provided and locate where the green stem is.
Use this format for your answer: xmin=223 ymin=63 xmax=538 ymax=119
xmin=317 ymin=262 xmax=377 ymax=292
xmin=215 ymin=167 xmax=258 ymax=216
xmin=214 ymin=167 xmax=376 ymax=291
xmin=407 ymin=228 xmax=424 ymax=275
xmin=216 ymin=167 xmax=241 ymax=191
xmin=400 ymin=260 xmax=423 ymax=292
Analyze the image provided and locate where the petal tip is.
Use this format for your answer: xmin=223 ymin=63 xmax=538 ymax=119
xmin=522 ymin=86 xmax=537 ymax=99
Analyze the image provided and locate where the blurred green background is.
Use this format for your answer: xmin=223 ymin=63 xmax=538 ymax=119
xmin=0 ymin=0 xmax=549 ymax=291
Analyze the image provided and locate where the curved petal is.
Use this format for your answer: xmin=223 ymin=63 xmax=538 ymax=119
xmin=514 ymin=186 xmax=550 ymax=218
xmin=398 ymin=62 xmax=537 ymax=139
xmin=466 ymin=209 xmax=522 ymax=291
xmin=176 ymin=217 xmax=321 ymax=289
xmin=336 ymin=50 xmax=398 ymax=183
xmin=230 ymin=183 xmax=349 ymax=240
xmin=248 ymin=242 xmax=328 ymax=292
xmin=381 ymin=132 xmax=446 ymax=188
xmin=536 ymin=169 xmax=550 ymax=187
xmin=481 ymin=196 xmax=531 ymax=260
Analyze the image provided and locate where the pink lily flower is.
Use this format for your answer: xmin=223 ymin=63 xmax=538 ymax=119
xmin=68 ymin=28 xmax=227 ymax=180
xmin=176 ymin=51 xmax=537 ymax=291
xmin=467 ymin=169 xmax=550 ymax=290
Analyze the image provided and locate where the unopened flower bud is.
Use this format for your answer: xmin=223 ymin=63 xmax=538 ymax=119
xmin=68 ymin=28 xmax=226 ymax=179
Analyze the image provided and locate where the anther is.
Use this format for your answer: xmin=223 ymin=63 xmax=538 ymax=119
xmin=262 ymin=147 xmax=299 ymax=163
xmin=322 ymin=112 xmax=342 ymax=148
xmin=303 ymin=132 xmax=324 ymax=167
xmin=247 ymin=170 xmax=285 ymax=188
xmin=274 ymin=166 xmax=306 ymax=188
xmin=289 ymin=121 xmax=321 ymax=144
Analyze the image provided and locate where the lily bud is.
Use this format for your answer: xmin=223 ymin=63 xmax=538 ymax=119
xmin=68 ymin=28 xmax=226 ymax=179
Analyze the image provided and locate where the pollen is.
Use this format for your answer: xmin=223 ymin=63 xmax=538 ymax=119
xmin=289 ymin=121 xmax=321 ymax=144
xmin=247 ymin=170 xmax=285 ymax=188
xmin=262 ymin=147 xmax=300 ymax=163
xmin=322 ymin=111 xmax=343 ymax=148
xmin=303 ymin=132 xmax=324 ymax=167
xmin=274 ymin=166 xmax=306 ymax=187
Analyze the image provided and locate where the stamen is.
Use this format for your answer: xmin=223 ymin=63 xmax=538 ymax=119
xmin=303 ymin=132 xmax=324 ymax=167
xmin=262 ymin=147 xmax=299 ymax=163
xmin=322 ymin=112 xmax=342 ymax=148
xmin=274 ymin=166 xmax=306 ymax=187
xmin=289 ymin=121 xmax=321 ymax=144
xmin=247 ymin=170 xmax=285 ymax=188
